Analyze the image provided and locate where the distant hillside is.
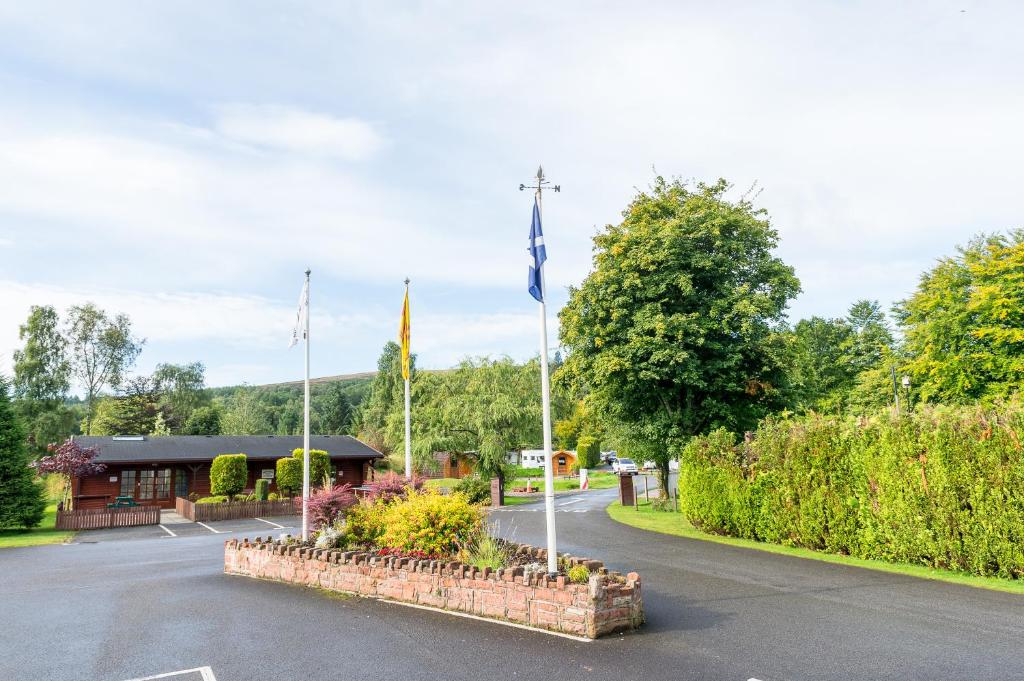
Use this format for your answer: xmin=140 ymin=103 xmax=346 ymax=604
xmin=254 ymin=371 xmax=378 ymax=389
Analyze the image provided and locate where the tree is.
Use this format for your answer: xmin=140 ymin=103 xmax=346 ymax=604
xmin=0 ymin=377 xmax=46 ymax=528
xmin=559 ymin=178 xmax=800 ymax=494
xmin=846 ymin=299 xmax=895 ymax=375
xmin=896 ymin=231 xmax=1024 ymax=402
xmin=355 ymin=341 xmax=414 ymax=454
xmin=220 ymin=389 xmax=273 ymax=435
xmin=34 ymin=437 xmax=106 ymax=510
xmin=412 ymin=357 xmax=542 ymax=482
xmin=66 ymin=303 xmax=143 ymax=434
xmin=12 ymin=306 xmax=70 ymax=415
xmin=151 ymin=362 xmax=207 ymax=430
xmin=788 ymin=316 xmax=855 ymax=412
xmin=312 ymin=382 xmax=353 ymax=435
xmin=183 ymin=406 xmax=221 ymax=435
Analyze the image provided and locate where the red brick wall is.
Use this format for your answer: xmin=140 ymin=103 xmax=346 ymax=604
xmin=224 ymin=538 xmax=643 ymax=639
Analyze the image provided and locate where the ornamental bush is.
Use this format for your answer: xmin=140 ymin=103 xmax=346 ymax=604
xmin=344 ymin=498 xmax=390 ymax=548
xmin=365 ymin=470 xmax=424 ymax=502
xmin=305 ymin=484 xmax=357 ymax=531
xmin=379 ymin=491 xmax=483 ymax=557
xmin=275 ymin=457 xmax=302 ymax=497
xmin=210 ymin=453 xmax=247 ymax=498
xmin=453 ymin=474 xmax=491 ymax=504
xmin=290 ymin=448 xmax=331 ymax=489
xmin=254 ymin=478 xmax=269 ymax=501
xmin=679 ymin=404 xmax=1024 ymax=578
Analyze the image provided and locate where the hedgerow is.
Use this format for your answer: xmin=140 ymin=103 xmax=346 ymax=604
xmin=678 ymin=403 xmax=1024 ymax=578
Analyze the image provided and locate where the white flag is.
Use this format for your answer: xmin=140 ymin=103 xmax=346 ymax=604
xmin=288 ymin=279 xmax=308 ymax=348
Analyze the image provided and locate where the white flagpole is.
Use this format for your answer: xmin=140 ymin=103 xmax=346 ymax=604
xmin=536 ymin=185 xmax=558 ymax=576
xmin=302 ymin=269 xmax=311 ymax=542
xmin=404 ymin=278 xmax=412 ymax=480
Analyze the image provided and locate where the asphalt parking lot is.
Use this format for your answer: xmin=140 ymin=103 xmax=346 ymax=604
xmin=74 ymin=514 xmax=299 ymax=543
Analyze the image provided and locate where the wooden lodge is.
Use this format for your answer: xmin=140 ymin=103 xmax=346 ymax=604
xmin=71 ymin=435 xmax=384 ymax=510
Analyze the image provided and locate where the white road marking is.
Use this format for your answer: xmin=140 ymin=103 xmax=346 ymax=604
xmin=158 ymin=525 xmax=177 ymax=538
xmin=254 ymin=517 xmax=285 ymax=529
xmin=123 ymin=666 xmax=217 ymax=681
xmin=196 ymin=522 xmax=225 ymax=534
xmin=558 ymin=497 xmax=584 ymax=507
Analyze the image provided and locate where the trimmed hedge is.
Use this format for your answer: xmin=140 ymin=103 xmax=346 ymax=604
xmin=210 ymin=453 xmax=247 ymax=498
xmin=577 ymin=435 xmax=602 ymax=469
xmin=291 ymin=448 xmax=331 ymax=487
xmin=276 ymin=457 xmax=302 ymax=497
xmin=255 ymin=478 xmax=269 ymax=501
xmin=679 ymin=404 xmax=1024 ymax=578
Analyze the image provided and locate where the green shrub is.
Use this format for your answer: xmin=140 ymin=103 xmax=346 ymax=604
xmin=210 ymin=453 xmax=247 ymax=498
xmin=679 ymin=404 xmax=1024 ymax=578
xmin=344 ymin=498 xmax=390 ymax=548
xmin=254 ymin=478 xmax=269 ymax=501
xmin=268 ymin=492 xmax=281 ymax=501
xmin=380 ymin=491 xmax=483 ymax=557
xmin=576 ymin=435 xmax=602 ymax=469
xmin=196 ymin=495 xmax=229 ymax=504
xmin=458 ymin=528 xmax=509 ymax=570
xmin=291 ymin=448 xmax=331 ymax=489
xmin=453 ymin=474 xmax=491 ymax=504
xmin=567 ymin=564 xmax=591 ymax=584
xmin=276 ymin=457 xmax=302 ymax=497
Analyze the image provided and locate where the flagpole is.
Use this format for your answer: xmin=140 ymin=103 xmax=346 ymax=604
xmin=302 ymin=269 xmax=311 ymax=542
xmin=404 ymin=278 xmax=412 ymax=480
xmin=523 ymin=166 xmax=560 ymax=576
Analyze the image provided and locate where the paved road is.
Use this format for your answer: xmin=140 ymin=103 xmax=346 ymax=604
xmin=3 ymin=490 xmax=1024 ymax=680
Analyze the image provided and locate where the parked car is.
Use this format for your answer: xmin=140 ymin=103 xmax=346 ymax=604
xmin=612 ymin=458 xmax=638 ymax=475
xmin=641 ymin=460 xmax=657 ymax=471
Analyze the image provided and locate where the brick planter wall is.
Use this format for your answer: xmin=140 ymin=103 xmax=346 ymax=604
xmin=224 ymin=538 xmax=643 ymax=639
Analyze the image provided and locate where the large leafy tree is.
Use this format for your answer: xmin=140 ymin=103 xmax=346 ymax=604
xmin=66 ymin=303 xmax=143 ymax=434
xmin=0 ymin=377 xmax=46 ymax=528
xmin=12 ymin=306 xmax=70 ymax=415
xmin=355 ymin=341 xmax=415 ymax=454
xmin=220 ymin=388 xmax=274 ymax=435
xmin=183 ymin=406 xmax=221 ymax=435
xmin=559 ymin=178 xmax=800 ymax=492
xmin=896 ymin=230 xmax=1024 ymax=402
xmin=151 ymin=362 xmax=207 ymax=430
xmin=412 ymin=357 xmax=542 ymax=480
xmin=313 ymin=381 xmax=353 ymax=435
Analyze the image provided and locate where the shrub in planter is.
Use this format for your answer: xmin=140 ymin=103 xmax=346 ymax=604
xmin=276 ymin=457 xmax=302 ymax=497
xmin=568 ymin=564 xmax=591 ymax=584
xmin=210 ymin=453 xmax=247 ymax=497
xmin=268 ymin=492 xmax=281 ymax=501
xmin=314 ymin=522 xmax=348 ymax=550
xmin=380 ymin=491 xmax=483 ymax=557
xmin=365 ymin=470 xmax=424 ymax=502
xmin=453 ymin=474 xmax=491 ymax=504
xmin=196 ymin=495 xmax=229 ymax=504
xmin=344 ymin=498 xmax=390 ymax=548
xmin=304 ymin=483 xmax=357 ymax=531
xmin=255 ymin=479 xmax=269 ymax=501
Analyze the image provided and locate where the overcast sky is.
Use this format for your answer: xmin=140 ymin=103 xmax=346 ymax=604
xmin=0 ymin=1 xmax=1020 ymax=390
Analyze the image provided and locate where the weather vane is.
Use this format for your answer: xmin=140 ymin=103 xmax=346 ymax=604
xmin=519 ymin=165 xmax=560 ymax=195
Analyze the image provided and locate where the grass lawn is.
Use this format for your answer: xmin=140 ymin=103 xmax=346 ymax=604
xmin=501 ymin=495 xmax=541 ymax=506
xmin=607 ymin=500 xmax=1024 ymax=596
xmin=509 ymin=471 xmax=618 ymax=493
xmin=423 ymin=478 xmax=462 ymax=490
xmin=0 ymin=502 xmax=74 ymax=549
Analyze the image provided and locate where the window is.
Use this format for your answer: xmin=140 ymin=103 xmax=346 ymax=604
xmin=120 ymin=471 xmax=136 ymax=497
xmin=139 ymin=470 xmax=155 ymax=500
xmin=155 ymin=469 xmax=171 ymax=499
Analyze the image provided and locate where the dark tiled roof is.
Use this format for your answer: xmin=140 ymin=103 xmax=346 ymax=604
xmin=73 ymin=435 xmax=383 ymax=463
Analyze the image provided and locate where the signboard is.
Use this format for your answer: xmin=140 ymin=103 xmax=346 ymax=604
xmin=261 ymin=469 xmax=274 ymax=479
xmin=109 ymin=476 xmax=118 ymax=483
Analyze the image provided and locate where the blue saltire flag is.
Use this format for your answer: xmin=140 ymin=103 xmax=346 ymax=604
xmin=528 ymin=199 xmax=547 ymax=302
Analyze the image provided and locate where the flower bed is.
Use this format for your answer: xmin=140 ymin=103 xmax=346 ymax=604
xmin=224 ymin=536 xmax=643 ymax=639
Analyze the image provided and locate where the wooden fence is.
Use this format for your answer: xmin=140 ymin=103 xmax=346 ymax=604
xmin=175 ymin=497 xmax=297 ymax=522
xmin=56 ymin=505 xmax=162 ymax=531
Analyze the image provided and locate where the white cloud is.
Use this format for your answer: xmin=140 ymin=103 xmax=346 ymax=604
xmin=213 ymin=105 xmax=385 ymax=161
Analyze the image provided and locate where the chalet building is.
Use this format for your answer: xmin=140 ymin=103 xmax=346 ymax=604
xmin=71 ymin=435 xmax=384 ymax=510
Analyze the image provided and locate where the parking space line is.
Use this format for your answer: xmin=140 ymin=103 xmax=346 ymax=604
xmin=124 ymin=666 xmax=217 ymax=681
xmin=158 ymin=524 xmax=177 ymax=537
xmin=196 ymin=522 xmax=226 ymax=534
xmin=254 ymin=517 xmax=285 ymax=529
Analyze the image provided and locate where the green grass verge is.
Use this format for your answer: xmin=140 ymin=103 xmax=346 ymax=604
xmin=501 ymin=495 xmax=541 ymax=506
xmin=423 ymin=478 xmax=462 ymax=490
xmin=606 ymin=501 xmax=1024 ymax=596
xmin=509 ymin=472 xmax=618 ymax=493
xmin=0 ymin=503 xmax=74 ymax=549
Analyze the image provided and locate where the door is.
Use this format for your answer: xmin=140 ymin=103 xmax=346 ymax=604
xmin=174 ymin=469 xmax=188 ymax=499
xmin=138 ymin=470 xmax=155 ymax=501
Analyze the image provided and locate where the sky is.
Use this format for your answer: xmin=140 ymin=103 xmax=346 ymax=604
xmin=0 ymin=1 xmax=1020 ymax=390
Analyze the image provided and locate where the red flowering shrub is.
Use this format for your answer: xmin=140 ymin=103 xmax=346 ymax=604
xmin=301 ymin=484 xmax=356 ymax=530
xmin=365 ymin=471 xmax=424 ymax=503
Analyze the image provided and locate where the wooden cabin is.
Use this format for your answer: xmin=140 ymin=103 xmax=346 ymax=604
xmin=426 ymin=451 xmax=475 ymax=479
xmin=550 ymin=450 xmax=578 ymax=477
xmin=70 ymin=435 xmax=384 ymax=509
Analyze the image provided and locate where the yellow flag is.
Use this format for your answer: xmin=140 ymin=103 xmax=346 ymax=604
xmin=399 ymin=288 xmax=411 ymax=380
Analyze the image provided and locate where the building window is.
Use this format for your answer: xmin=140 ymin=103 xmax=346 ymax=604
xmin=120 ymin=471 xmax=136 ymax=498
xmin=155 ymin=469 xmax=171 ymax=499
xmin=139 ymin=470 xmax=155 ymax=500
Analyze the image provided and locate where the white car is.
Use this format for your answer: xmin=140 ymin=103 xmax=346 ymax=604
xmin=612 ymin=458 xmax=638 ymax=475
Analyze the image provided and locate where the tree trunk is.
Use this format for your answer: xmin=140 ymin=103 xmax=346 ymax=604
xmin=657 ymin=459 xmax=671 ymax=498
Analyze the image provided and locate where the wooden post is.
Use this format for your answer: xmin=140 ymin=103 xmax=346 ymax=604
xmin=618 ymin=474 xmax=635 ymax=508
